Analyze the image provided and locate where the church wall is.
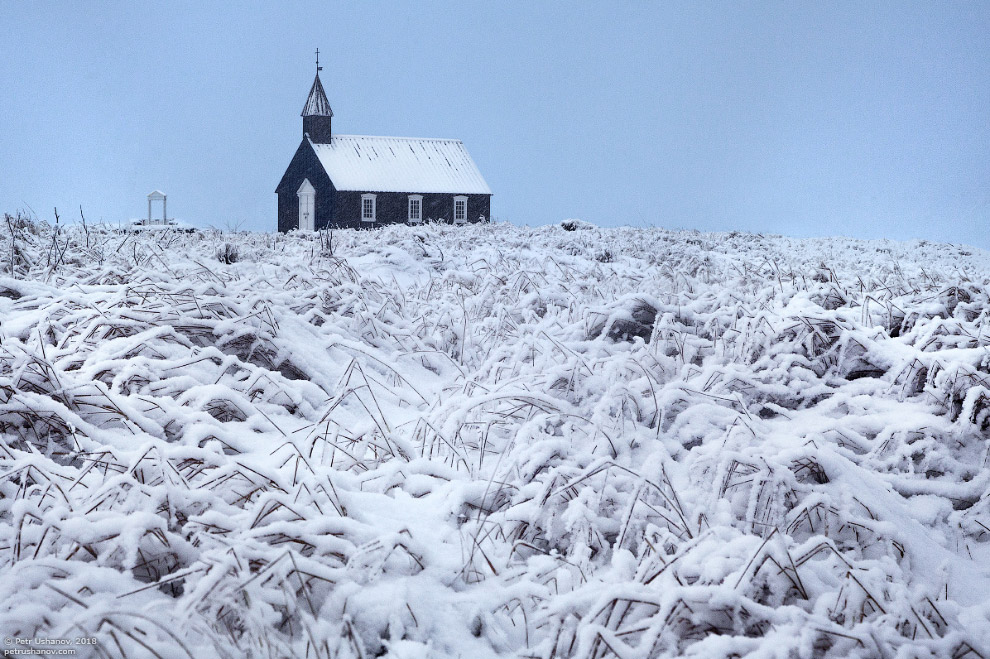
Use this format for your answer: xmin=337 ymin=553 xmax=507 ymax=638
xmin=276 ymin=141 xmax=335 ymax=232
xmin=329 ymin=192 xmax=491 ymax=228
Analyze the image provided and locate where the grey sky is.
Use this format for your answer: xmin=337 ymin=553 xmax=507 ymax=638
xmin=1 ymin=2 xmax=987 ymax=246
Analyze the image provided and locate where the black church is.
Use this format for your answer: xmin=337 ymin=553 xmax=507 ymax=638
xmin=276 ymin=59 xmax=492 ymax=232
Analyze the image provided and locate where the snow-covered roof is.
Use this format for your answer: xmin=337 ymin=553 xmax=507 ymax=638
xmin=310 ymin=135 xmax=491 ymax=195
xmin=147 ymin=190 xmax=166 ymax=200
xmin=301 ymin=74 xmax=333 ymax=117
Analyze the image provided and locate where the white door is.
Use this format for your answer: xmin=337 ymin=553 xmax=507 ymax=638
xmin=297 ymin=179 xmax=316 ymax=231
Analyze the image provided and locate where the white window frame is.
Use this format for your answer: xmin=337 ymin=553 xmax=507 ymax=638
xmin=361 ymin=193 xmax=376 ymax=222
xmin=297 ymin=179 xmax=315 ymax=231
xmin=407 ymin=195 xmax=423 ymax=223
xmin=453 ymin=196 xmax=467 ymax=224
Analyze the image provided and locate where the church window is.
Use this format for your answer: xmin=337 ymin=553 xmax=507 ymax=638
xmin=454 ymin=196 xmax=467 ymax=224
xmin=361 ymin=194 xmax=376 ymax=222
xmin=408 ymin=195 xmax=422 ymax=223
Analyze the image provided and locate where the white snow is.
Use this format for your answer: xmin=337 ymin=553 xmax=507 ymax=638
xmin=310 ymin=136 xmax=492 ymax=194
xmin=0 ymin=219 xmax=989 ymax=658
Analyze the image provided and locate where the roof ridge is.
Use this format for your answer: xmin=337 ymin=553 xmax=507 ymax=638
xmin=323 ymin=134 xmax=463 ymax=143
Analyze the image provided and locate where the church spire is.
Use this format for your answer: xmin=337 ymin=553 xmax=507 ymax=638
xmin=302 ymin=49 xmax=333 ymax=143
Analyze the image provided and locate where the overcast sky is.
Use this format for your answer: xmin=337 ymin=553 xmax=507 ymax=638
xmin=1 ymin=2 xmax=988 ymax=246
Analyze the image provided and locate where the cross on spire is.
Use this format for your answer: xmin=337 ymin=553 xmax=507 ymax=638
xmin=302 ymin=51 xmax=333 ymax=124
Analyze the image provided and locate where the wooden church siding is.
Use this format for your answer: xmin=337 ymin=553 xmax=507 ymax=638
xmin=303 ymin=115 xmax=332 ymax=144
xmin=331 ymin=192 xmax=408 ymax=229
xmin=322 ymin=192 xmax=363 ymax=229
xmin=421 ymin=193 xmax=490 ymax=224
xmin=331 ymin=192 xmax=492 ymax=228
xmin=276 ymin=142 xmax=336 ymax=233
xmin=408 ymin=192 xmax=491 ymax=225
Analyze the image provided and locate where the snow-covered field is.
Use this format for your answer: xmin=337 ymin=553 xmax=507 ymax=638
xmin=1 ymin=217 xmax=989 ymax=658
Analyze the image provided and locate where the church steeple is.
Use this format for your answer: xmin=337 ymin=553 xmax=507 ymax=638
xmin=302 ymin=49 xmax=333 ymax=143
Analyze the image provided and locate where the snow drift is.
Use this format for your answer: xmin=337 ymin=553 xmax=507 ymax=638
xmin=1 ymin=217 xmax=989 ymax=658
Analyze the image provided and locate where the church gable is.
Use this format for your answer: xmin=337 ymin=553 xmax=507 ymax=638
xmin=276 ymin=140 xmax=320 ymax=194
xmin=275 ymin=140 xmax=335 ymax=233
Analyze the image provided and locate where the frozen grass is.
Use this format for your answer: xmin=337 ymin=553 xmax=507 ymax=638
xmin=1 ymin=215 xmax=990 ymax=657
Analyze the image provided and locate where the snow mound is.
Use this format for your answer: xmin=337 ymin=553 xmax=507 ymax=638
xmin=1 ymin=218 xmax=989 ymax=658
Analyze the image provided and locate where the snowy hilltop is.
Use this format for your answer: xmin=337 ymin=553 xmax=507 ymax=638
xmin=1 ymin=217 xmax=989 ymax=658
